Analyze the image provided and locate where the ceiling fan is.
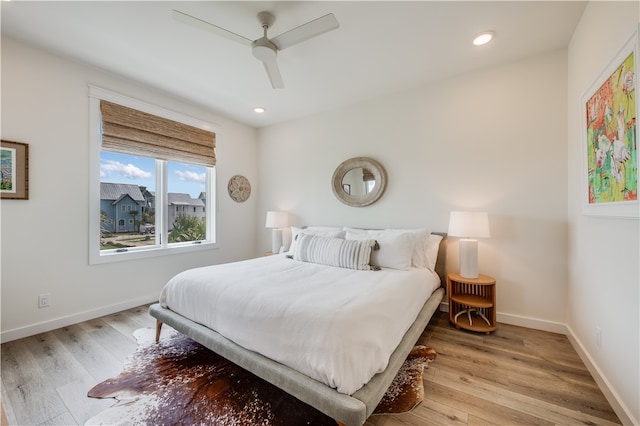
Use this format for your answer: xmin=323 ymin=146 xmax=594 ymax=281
xmin=173 ymin=9 xmax=340 ymax=89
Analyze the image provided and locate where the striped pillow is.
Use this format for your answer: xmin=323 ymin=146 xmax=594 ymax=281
xmin=293 ymin=234 xmax=375 ymax=270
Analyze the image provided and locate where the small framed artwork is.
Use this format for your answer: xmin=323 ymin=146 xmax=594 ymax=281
xmin=342 ymin=183 xmax=351 ymax=195
xmin=1 ymin=140 xmax=29 ymax=200
xmin=582 ymin=30 xmax=638 ymax=218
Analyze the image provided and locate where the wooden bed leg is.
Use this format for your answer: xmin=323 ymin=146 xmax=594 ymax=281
xmin=335 ymin=421 xmax=347 ymax=426
xmin=155 ymin=320 xmax=163 ymax=342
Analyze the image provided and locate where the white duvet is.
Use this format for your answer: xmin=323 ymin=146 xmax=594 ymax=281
xmin=159 ymin=254 xmax=440 ymax=395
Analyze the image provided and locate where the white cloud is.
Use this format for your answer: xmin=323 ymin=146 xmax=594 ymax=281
xmin=175 ymin=170 xmax=205 ymax=183
xmin=101 ymin=160 xmax=151 ymax=179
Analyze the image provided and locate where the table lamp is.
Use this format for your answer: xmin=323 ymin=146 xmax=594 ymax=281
xmin=265 ymin=211 xmax=289 ymax=254
xmin=447 ymin=211 xmax=490 ymax=279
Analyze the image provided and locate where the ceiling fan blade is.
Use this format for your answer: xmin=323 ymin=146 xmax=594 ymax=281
xmin=271 ymin=13 xmax=339 ymax=50
xmin=172 ymin=10 xmax=252 ymax=47
xmin=262 ymin=59 xmax=284 ymax=89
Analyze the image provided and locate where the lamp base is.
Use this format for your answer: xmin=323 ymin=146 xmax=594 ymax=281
xmin=271 ymin=229 xmax=283 ymax=254
xmin=459 ymin=239 xmax=479 ymax=279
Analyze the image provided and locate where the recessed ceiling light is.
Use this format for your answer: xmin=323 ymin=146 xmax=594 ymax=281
xmin=254 ymin=107 xmax=265 ymax=114
xmin=473 ymin=31 xmax=495 ymax=46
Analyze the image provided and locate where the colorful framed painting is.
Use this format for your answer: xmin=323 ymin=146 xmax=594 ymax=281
xmin=582 ymin=31 xmax=639 ymax=218
xmin=0 ymin=140 xmax=29 ymax=200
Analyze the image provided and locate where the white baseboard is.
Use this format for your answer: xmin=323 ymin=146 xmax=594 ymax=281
xmin=565 ymin=324 xmax=637 ymax=426
xmin=438 ymin=302 xmax=634 ymax=425
xmin=439 ymin=303 xmax=567 ymax=334
xmin=496 ymin=311 xmax=568 ymax=334
xmin=0 ymin=293 xmax=158 ymax=343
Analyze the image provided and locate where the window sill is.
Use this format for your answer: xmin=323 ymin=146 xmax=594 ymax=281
xmin=89 ymin=241 xmax=219 ymax=265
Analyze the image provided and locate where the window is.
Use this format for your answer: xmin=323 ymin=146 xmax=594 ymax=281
xmin=89 ymin=86 xmax=218 ymax=264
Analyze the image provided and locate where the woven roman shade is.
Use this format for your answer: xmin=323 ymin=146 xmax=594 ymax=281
xmin=100 ymin=100 xmax=216 ymax=167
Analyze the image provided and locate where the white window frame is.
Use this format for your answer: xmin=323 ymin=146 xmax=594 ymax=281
xmin=89 ymin=86 xmax=219 ymax=265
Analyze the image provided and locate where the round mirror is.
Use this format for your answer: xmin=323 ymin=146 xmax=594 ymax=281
xmin=332 ymin=157 xmax=386 ymax=207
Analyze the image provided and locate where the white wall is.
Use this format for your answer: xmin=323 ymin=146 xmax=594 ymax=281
xmin=257 ymin=49 xmax=569 ymax=329
xmin=3 ymin=3 xmax=637 ymax=420
xmin=567 ymin=3 xmax=639 ymax=423
xmin=0 ymin=38 xmax=259 ymax=341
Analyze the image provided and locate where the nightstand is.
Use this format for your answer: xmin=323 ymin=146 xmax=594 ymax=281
xmin=447 ymin=272 xmax=496 ymax=334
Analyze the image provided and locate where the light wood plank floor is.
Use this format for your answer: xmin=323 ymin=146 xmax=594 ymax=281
xmin=1 ymin=306 xmax=621 ymax=425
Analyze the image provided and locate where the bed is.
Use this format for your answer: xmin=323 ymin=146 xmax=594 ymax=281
xmin=149 ymin=228 xmax=446 ymax=426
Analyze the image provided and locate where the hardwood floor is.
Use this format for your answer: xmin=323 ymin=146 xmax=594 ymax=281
xmin=1 ymin=306 xmax=621 ymax=425
xmin=367 ymin=313 xmax=621 ymax=426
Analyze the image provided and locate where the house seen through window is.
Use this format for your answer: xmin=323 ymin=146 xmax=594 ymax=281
xmin=100 ymin=151 xmax=209 ymax=251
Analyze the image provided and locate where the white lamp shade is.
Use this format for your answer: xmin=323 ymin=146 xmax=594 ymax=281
xmin=265 ymin=211 xmax=289 ymax=229
xmin=447 ymin=211 xmax=490 ymax=238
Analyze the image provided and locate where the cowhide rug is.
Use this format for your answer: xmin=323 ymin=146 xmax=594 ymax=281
xmin=86 ymin=328 xmax=436 ymax=425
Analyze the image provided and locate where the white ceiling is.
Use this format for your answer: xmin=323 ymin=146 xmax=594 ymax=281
xmin=2 ymin=1 xmax=586 ymax=128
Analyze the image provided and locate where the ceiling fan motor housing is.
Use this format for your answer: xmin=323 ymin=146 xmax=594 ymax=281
xmin=252 ymin=38 xmax=278 ymax=61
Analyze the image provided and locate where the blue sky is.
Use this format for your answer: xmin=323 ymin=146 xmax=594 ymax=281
xmin=100 ymin=151 xmax=206 ymax=197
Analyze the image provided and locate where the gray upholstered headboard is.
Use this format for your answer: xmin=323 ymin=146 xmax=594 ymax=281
xmin=432 ymin=232 xmax=447 ymax=286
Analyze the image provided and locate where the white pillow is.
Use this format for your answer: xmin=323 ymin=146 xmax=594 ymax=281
xmin=425 ymin=233 xmax=443 ymax=271
xmin=288 ymin=226 xmax=345 ymax=255
xmin=293 ymin=234 xmax=375 ymax=270
xmin=342 ymin=227 xmax=437 ymax=269
xmin=346 ymin=230 xmax=415 ymax=270
xmin=387 ymin=229 xmax=442 ymax=271
xmin=305 ymin=226 xmax=344 ymax=233
xmin=386 ymin=228 xmax=431 ymax=269
xmin=342 ymin=227 xmax=368 ymax=234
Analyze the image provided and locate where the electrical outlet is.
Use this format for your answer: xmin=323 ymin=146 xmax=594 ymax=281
xmin=596 ymin=326 xmax=602 ymax=348
xmin=38 ymin=293 xmax=50 ymax=308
